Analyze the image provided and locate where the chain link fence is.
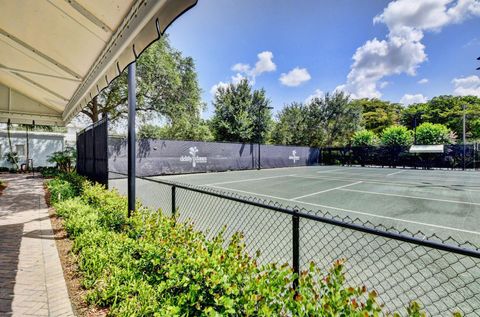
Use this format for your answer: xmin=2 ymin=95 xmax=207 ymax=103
xmin=321 ymin=144 xmax=480 ymax=170
xmin=109 ymin=175 xmax=480 ymax=316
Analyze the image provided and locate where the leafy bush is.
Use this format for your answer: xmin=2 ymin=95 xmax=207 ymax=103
xmin=351 ymin=130 xmax=379 ymax=146
xmin=39 ymin=166 xmax=60 ymax=178
xmin=415 ymin=122 xmax=453 ymax=145
xmin=46 ymin=179 xmax=77 ymax=204
xmin=4 ymin=151 xmax=19 ymax=170
xmin=49 ymin=173 xmax=437 ymax=316
xmin=381 ymin=125 xmax=413 ymax=147
xmin=46 ymin=172 xmax=85 ymax=204
xmin=47 ymin=147 xmax=76 ymax=172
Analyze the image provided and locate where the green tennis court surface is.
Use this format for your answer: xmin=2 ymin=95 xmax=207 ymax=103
xmin=112 ymin=165 xmax=480 ymax=246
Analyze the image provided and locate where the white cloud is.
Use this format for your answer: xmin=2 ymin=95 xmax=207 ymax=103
xmin=279 ymin=67 xmax=311 ymax=87
xmin=379 ymin=81 xmax=389 ymax=88
xmin=305 ymin=89 xmax=325 ymax=103
xmin=400 ymin=93 xmax=428 ymax=105
xmin=418 ymin=78 xmax=429 ymax=84
xmin=452 ymin=75 xmax=480 ymax=96
xmin=210 ymin=51 xmax=277 ymax=95
xmin=210 ymin=81 xmax=229 ymax=95
xmin=231 ymin=63 xmax=250 ymax=73
xmin=338 ymin=0 xmax=480 ymax=99
xmin=253 ymin=51 xmax=276 ymax=75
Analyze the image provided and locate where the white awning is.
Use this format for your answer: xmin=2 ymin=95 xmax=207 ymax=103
xmin=0 ymin=0 xmax=197 ymax=126
xmin=409 ymin=145 xmax=445 ymax=153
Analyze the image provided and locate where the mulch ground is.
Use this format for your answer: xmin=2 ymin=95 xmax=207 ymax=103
xmin=45 ymin=188 xmax=108 ymax=317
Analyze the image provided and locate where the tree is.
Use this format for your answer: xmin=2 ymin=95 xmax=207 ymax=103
xmin=415 ymin=122 xmax=453 ymax=145
xmin=270 ymin=91 xmax=360 ymax=147
xmin=80 ymin=35 xmax=205 ymax=127
xmin=400 ymin=95 xmax=480 ymax=140
xmin=380 ymin=126 xmax=413 ymax=147
xmin=210 ymin=79 xmax=272 ymax=143
xmin=351 ymin=130 xmax=379 ymax=147
xmin=270 ymin=103 xmax=309 ymax=145
xmin=306 ymin=91 xmax=361 ymax=147
xmin=350 ymin=98 xmax=402 ymax=134
xmin=138 ymin=120 xmax=213 ymax=141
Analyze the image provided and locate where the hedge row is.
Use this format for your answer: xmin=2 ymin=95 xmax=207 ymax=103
xmin=46 ymin=174 xmax=434 ymax=316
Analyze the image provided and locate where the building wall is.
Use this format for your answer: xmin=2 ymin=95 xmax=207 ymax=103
xmin=0 ymin=131 xmax=65 ymax=168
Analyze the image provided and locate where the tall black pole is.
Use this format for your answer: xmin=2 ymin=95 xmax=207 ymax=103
xmin=257 ymin=106 xmax=261 ymax=170
xmin=25 ymin=124 xmax=29 ymax=172
xmin=127 ymin=62 xmax=136 ymax=216
xmin=463 ymin=104 xmax=466 ymax=171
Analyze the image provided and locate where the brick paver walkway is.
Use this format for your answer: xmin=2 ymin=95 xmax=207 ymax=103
xmin=0 ymin=174 xmax=74 ymax=316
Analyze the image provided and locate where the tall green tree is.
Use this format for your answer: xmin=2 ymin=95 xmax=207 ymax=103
xmin=400 ymin=95 xmax=480 ymax=140
xmin=271 ymin=91 xmax=360 ymax=147
xmin=80 ymin=35 xmax=205 ymax=128
xmin=307 ymin=91 xmax=361 ymax=147
xmin=138 ymin=120 xmax=213 ymax=141
xmin=211 ymin=79 xmax=272 ymax=143
xmin=270 ymin=103 xmax=309 ymax=145
xmin=350 ymin=98 xmax=402 ymax=134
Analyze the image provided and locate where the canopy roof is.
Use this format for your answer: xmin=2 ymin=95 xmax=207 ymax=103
xmin=0 ymin=0 xmax=196 ymax=126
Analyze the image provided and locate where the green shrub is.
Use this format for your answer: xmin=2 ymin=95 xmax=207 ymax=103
xmin=415 ymin=122 xmax=452 ymax=145
xmin=50 ymin=173 xmax=435 ymax=316
xmin=39 ymin=166 xmax=60 ymax=178
xmin=47 ymin=146 xmax=76 ymax=172
xmin=351 ymin=130 xmax=379 ymax=146
xmin=46 ymin=179 xmax=76 ymax=204
xmin=381 ymin=125 xmax=413 ymax=147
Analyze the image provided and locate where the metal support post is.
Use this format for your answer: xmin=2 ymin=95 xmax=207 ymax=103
xmin=292 ymin=210 xmax=300 ymax=291
xmin=127 ymin=62 xmax=136 ymax=216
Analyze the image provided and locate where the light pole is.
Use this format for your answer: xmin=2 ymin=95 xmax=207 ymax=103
xmin=257 ymin=105 xmax=273 ymax=170
xmin=413 ymin=111 xmax=423 ymax=145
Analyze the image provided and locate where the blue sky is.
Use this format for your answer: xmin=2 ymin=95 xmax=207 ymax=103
xmin=167 ymin=0 xmax=480 ymax=117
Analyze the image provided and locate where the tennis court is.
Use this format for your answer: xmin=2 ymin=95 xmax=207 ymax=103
xmin=112 ymin=165 xmax=480 ymax=245
xmin=109 ymin=166 xmax=480 ymax=315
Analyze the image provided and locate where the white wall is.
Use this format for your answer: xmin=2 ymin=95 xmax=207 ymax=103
xmin=0 ymin=131 xmax=65 ymax=168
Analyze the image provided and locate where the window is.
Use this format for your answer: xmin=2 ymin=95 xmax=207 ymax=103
xmin=15 ymin=144 xmax=25 ymax=156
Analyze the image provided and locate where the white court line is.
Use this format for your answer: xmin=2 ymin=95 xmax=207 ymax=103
xmin=203 ymin=174 xmax=296 ymax=186
xmin=291 ymin=181 xmax=363 ymax=200
xmin=207 ymin=185 xmax=290 ymax=202
xmin=316 ymin=168 xmax=346 ymax=174
xmin=386 ymin=170 xmax=406 ymax=177
xmin=290 ymin=175 xmax=480 ymax=193
xmin=339 ymin=188 xmax=480 ymax=206
xmin=206 ymin=185 xmax=480 ymax=236
xmin=322 ymin=170 xmax=480 ymax=184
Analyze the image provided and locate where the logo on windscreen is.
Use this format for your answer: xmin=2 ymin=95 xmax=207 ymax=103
xmin=288 ymin=150 xmax=300 ymax=163
xmin=180 ymin=146 xmax=207 ymax=168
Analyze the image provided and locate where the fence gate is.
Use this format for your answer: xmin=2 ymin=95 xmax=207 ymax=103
xmin=77 ymin=117 xmax=108 ymax=186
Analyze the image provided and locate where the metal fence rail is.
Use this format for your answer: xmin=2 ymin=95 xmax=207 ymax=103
xmin=321 ymin=144 xmax=479 ymax=170
xmin=119 ymin=175 xmax=480 ymax=316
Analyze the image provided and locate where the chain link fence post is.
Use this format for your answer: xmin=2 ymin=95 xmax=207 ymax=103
xmin=292 ymin=209 xmax=300 ymax=291
xmin=171 ymin=185 xmax=176 ymax=221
